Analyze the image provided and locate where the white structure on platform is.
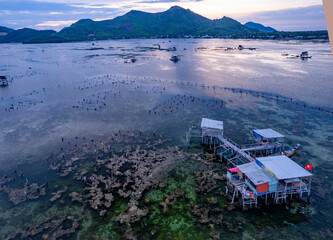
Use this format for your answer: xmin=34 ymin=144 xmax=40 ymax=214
xmin=256 ymin=155 xmax=312 ymax=180
xmin=186 ymin=117 xmax=313 ymax=209
xmin=253 ymin=128 xmax=284 ymax=141
xmin=201 ymin=118 xmax=224 ymax=148
xmin=201 ymin=118 xmax=223 ymax=130
xmin=241 ymin=128 xmax=285 ymax=156
xmin=226 ymin=155 xmax=312 ymax=208
xmin=255 ymin=155 xmax=313 ymax=203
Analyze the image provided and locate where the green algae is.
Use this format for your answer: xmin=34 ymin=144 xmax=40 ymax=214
xmin=145 ymin=201 xmax=207 ymax=240
xmin=146 ymin=189 xmax=164 ymax=203
xmin=78 ymin=201 xmax=129 ymax=240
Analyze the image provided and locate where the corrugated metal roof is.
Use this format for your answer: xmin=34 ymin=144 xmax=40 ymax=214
xmin=253 ymin=129 xmax=284 ymax=139
xmin=237 ymin=162 xmax=275 ymax=185
xmin=256 ymin=155 xmax=313 ymax=180
xmin=201 ymin=118 xmax=223 ymax=130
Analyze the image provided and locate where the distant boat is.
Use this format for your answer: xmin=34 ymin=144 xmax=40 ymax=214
xmin=281 ymin=53 xmax=289 ymax=56
xmin=238 ymin=45 xmax=244 ymax=50
xmin=0 ymin=76 xmax=9 ymax=87
xmin=299 ymin=51 xmax=312 ymax=59
xmin=124 ymin=58 xmax=137 ymax=63
xmin=271 ymin=143 xmax=301 ymax=157
xmin=170 ymin=56 xmax=180 ymax=62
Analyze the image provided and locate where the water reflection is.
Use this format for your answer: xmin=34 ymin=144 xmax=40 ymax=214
xmin=0 ymin=39 xmax=332 ymax=239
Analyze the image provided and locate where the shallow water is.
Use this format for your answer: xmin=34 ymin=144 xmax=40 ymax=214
xmin=0 ymin=39 xmax=332 ymax=239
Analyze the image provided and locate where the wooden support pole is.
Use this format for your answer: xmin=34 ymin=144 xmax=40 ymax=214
xmin=265 ymin=193 xmax=268 ymax=204
xmin=231 ymin=188 xmax=236 ymax=204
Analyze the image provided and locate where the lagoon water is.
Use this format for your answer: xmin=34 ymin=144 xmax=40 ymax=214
xmin=0 ymin=39 xmax=332 ymax=239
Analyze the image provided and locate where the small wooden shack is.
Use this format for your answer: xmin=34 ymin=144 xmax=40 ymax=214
xmin=201 ymin=118 xmax=223 ymax=148
xmin=227 ymin=162 xmax=276 ymax=208
xmin=252 ymin=128 xmax=284 ymax=143
xmin=226 ymin=155 xmax=312 ymax=209
xmin=242 ymin=128 xmax=285 ymax=156
xmin=256 ymin=155 xmax=313 ymax=202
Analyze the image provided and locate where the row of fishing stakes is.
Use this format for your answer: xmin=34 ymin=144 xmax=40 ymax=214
xmin=2 ymin=72 xmax=331 ymax=114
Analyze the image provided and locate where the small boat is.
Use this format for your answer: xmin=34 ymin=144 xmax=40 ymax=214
xmin=271 ymin=143 xmax=301 ymax=157
xmin=124 ymin=58 xmax=137 ymax=63
xmin=281 ymin=53 xmax=289 ymax=56
xmin=170 ymin=56 xmax=180 ymax=62
xmin=0 ymin=76 xmax=9 ymax=87
xmin=299 ymin=51 xmax=312 ymax=59
xmin=284 ymin=143 xmax=301 ymax=157
xmin=238 ymin=45 xmax=244 ymax=50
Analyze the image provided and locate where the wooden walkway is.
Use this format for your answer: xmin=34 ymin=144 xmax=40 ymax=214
xmin=217 ymin=136 xmax=256 ymax=163
xmin=242 ymin=142 xmax=282 ymax=152
xmin=186 ymin=126 xmax=267 ymax=166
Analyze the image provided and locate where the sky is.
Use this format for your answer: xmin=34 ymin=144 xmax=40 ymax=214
xmin=0 ymin=0 xmax=327 ymax=31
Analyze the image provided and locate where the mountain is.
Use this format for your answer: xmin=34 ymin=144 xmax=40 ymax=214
xmin=24 ymin=6 xmax=258 ymax=43
xmin=0 ymin=6 xmax=327 ymax=43
xmin=210 ymin=17 xmax=256 ymax=34
xmin=57 ymin=6 xmax=253 ymax=41
xmin=244 ymin=22 xmax=277 ymax=32
xmin=0 ymin=26 xmax=15 ymax=35
xmin=0 ymin=28 xmax=56 ymax=43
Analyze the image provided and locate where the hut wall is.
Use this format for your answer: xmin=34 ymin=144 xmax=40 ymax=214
xmin=202 ymin=128 xmax=223 ymax=138
xmin=257 ymin=182 xmax=269 ymax=194
xmin=245 ymin=179 xmax=256 ymax=193
xmin=269 ymin=181 xmax=278 ymax=192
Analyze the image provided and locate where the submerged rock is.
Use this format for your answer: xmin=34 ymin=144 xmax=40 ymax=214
xmin=116 ymin=205 xmax=149 ymax=224
xmin=159 ymin=188 xmax=185 ymax=212
xmin=191 ymin=204 xmax=223 ymax=225
xmin=124 ymin=227 xmax=137 ymax=240
xmin=49 ymin=187 xmax=68 ymax=202
xmin=6 ymin=183 xmax=47 ymax=205
xmin=69 ymin=192 xmax=83 ymax=203
xmin=195 ymin=170 xmax=218 ymax=193
xmin=3 ymin=215 xmax=80 ymax=240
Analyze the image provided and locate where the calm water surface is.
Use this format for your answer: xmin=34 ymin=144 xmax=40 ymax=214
xmin=0 ymin=39 xmax=332 ymax=239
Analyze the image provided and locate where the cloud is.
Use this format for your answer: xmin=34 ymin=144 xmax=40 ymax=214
xmin=49 ymin=12 xmax=64 ymax=15
xmin=234 ymin=5 xmax=327 ymax=31
xmin=139 ymin=0 xmax=181 ymax=3
xmin=0 ymin=0 xmax=75 ymax=11
xmin=0 ymin=0 xmax=122 ymax=30
xmin=139 ymin=0 xmax=202 ymax=3
xmin=0 ymin=0 xmax=326 ymax=31
xmin=36 ymin=20 xmax=77 ymax=27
